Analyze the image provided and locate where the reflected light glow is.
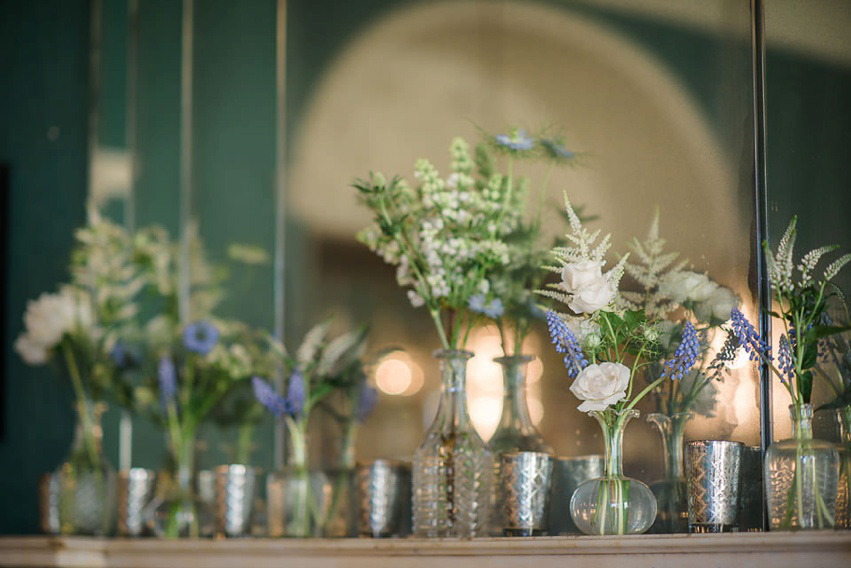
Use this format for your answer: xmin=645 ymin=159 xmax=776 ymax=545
xmin=375 ymin=353 xmax=423 ymax=396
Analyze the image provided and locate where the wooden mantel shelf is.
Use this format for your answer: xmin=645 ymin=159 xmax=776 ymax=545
xmin=1 ymin=533 xmax=850 ymax=568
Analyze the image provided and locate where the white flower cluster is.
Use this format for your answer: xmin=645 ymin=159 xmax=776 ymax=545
xmin=358 ymin=137 xmax=518 ymax=311
xmin=14 ymin=286 xmax=93 ymax=365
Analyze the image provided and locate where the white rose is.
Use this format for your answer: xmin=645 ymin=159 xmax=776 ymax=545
xmin=569 ymin=362 xmax=631 ymax=412
xmin=21 ymin=288 xmax=90 ymax=349
xmin=561 ymin=260 xmax=604 ymax=294
xmin=568 ymin=275 xmax=616 ymax=314
xmin=694 ymin=286 xmax=739 ymax=323
xmin=14 ymin=334 xmax=49 ymax=365
xmin=660 ymin=271 xmax=717 ymax=304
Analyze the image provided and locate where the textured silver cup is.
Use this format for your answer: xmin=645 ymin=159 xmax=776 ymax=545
xmin=356 ymin=460 xmax=411 ymax=538
xmin=686 ymin=440 xmax=744 ymax=533
xmin=498 ymin=451 xmax=553 ymax=536
xmin=214 ymin=464 xmax=256 ymax=537
xmin=547 ymin=455 xmax=604 ymax=535
xmin=117 ymin=468 xmax=157 ymax=537
xmin=38 ymin=472 xmax=60 ymax=535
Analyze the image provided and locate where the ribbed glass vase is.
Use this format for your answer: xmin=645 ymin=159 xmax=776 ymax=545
xmin=834 ymin=406 xmax=851 ymax=530
xmin=570 ymin=408 xmax=657 ymax=535
xmin=56 ymin=399 xmax=116 ymax=536
xmin=413 ymin=349 xmax=493 ymax=538
xmin=764 ymin=404 xmax=839 ymax=530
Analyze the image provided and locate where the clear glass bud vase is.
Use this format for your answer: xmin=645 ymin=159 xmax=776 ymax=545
xmin=150 ymin=434 xmax=213 ymax=538
xmin=488 ymin=355 xmax=553 ymax=455
xmin=56 ymin=399 xmax=116 ymax=536
xmin=646 ymin=412 xmax=692 ymax=533
xmin=833 ymin=406 xmax=851 ymax=529
xmin=765 ymin=404 xmax=839 ymax=530
xmin=413 ymin=349 xmax=493 ymax=538
xmin=570 ymin=409 xmax=657 ymax=535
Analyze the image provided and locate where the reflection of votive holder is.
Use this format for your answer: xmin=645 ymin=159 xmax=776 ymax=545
xmin=214 ymin=465 xmax=256 ymax=538
xmin=686 ymin=440 xmax=743 ymax=533
xmin=737 ymin=445 xmax=764 ymax=532
xmin=117 ymin=468 xmax=157 ymax=537
xmin=356 ymin=460 xmax=411 ymax=538
xmin=547 ymin=455 xmax=604 ymax=535
xmin=38 ymin=472 xmax=61 ymax=535
xmin=499 ymin=452 xmax=553 ymax=537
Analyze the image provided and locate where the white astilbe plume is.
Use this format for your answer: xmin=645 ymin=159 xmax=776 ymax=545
xmin=766 ymin=217 xmax=851 ymax=292
xmin=545 ymin=193 xmax=610 ymax=270
xmin=825 ymin=253 xmax=851 ymax=282
xmin=769 ymin=217 xmax=797 ymax=294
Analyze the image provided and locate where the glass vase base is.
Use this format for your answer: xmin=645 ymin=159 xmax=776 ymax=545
xmin=148 ymin=495 xmax=214 ymax=539
xmin=503 ymin=528 xmax=545 ymax=537
xmin=570 ymin=476 xmax=657 ymax=536
xmin=689 ymin=523 xmax=737 ymax=534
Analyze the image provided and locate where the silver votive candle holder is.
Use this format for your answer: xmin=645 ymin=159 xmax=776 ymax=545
xmin=117 ymin=468 xmax=157 ymax=537
xmin=214 ymin=464 xmax=257 ymax=538
xmin=38 ymin=472 xmax=60 ymax=535
xmin=547 ymin=455 xmax=604 ymax=535
xmin=356 ymin=460 xmax=411 ymax=538
xmin=686 ymin=440 xmax=744 ymax=533
xmin=498 ymin=451 xmax=553 ymax=537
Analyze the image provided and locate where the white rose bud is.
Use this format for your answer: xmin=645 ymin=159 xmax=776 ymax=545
xmin=660 ymin=271 xmax=717 ymax=304
xmin=568 ymin=275 xmax=616 ymax=314
xmin=569 ymin=362 xmax=631 ymax=412
xmin=560 ymin=260 xmax=604 ymax=294
xmin=694 ymin=286 xmax=739 ymax=323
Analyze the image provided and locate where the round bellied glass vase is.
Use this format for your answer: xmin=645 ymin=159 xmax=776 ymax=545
xmin=764 ymin=403 xmax=839 ymax=530
xmin=646 ymin=412 xmax=692 ymax=533
xmin=56 ymin=399 xmax=117 ymax=536
xmin=570 ymin=408 xmax=657 ymax=535
xmin=413 ymin=349 xmax=493 ymax=538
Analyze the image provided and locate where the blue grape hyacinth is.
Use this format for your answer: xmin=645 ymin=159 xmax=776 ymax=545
xmin=546 ymin=310 xmax=588 ymax=378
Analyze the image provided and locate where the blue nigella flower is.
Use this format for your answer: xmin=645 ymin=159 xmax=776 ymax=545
xmin=468 ymin=293 xmax=487 ymax=313
xmin=661 ymin=321 xmax=699 ymax=379
xmin=469 ymin=294 xmax=504 ymax=319
xmin=546 ymin=310 xmax=588 ymax=378
xmin=540 ymin=138 xmax=576 ymax=160
xmin=495 ymin=129 xmax=535 ymax=151
xmin=182 ymin=320 xmax=220 ymax=355
xmin=285 ymin=369 xmax=306 ymax=417
xmin=252 ymin=376 xmax=289 ymax=418
xmin=158 ymin=356 xmax=177 ymax=411
xmin=777 ymin=334 xmax=795 ymax=382
xmin=355 ymin=381 xmax=379 ymax=423
xmin=730 ymin=308 xmax=771 ymax=361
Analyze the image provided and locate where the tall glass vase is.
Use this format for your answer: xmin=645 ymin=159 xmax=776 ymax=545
xmin=56 ymin=399 xmax=116 ymax=536
xmin=834 ymin=406 xmax=851 ymax=529
xmin=413 ymin=349 xmax=493 ymax=538
xmin=570 ymin=409 xmax=657 ymax=535
xmin=646 ymin=412 xmax=692 ymax=533
xmin=151 ymin=432 xmax=212 ymax=538
xmin=488 ymin=355 xmax=552 ymax=455
xmin=765 ymin=404 xmax=839 ymax=530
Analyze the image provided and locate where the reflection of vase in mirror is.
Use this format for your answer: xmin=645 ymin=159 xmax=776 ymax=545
xmin=413 ymin=350 xmax=493 ymax=538
xmin=835 ymin=406 xmax=851 ymax=529
xmin=647 ymin=412 xmax=693 ymax=533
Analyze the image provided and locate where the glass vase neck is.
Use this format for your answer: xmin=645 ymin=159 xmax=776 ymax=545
xmin=647 ymin=412 xmax=692 ymax=479
xmin=790 ymin=403 xmax=814 ymax=441
xmin=590 ymin=408 xmax=639 ymax=477
xmin=433 ymin=349 xmax=474 ymax=432
xmin=71 ymin=400 xmax=105 ymax=459
xmin=489 ymin=355 xmax=551 ymax=454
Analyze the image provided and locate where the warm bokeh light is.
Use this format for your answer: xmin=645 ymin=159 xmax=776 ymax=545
xmin=374 ymin=352 xmax=423 ymax=396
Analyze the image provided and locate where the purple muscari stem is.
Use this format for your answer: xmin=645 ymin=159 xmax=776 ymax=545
xmin=777 ymin=335 xmax=795 ymax=382
xmin=251 ymin=376 xmax=288 ymax=418
xmin=355 ymin=382 xmax=379 ymax=423
xmin=662 ymin=321 xmax=700 ymax=379
xmin=285 ymin=370 xmax=306 ymax=417
xmin=158 ymin=356 xmax=177 ymax=411
xmin=546 ymin=310 xmax=588 ymax=378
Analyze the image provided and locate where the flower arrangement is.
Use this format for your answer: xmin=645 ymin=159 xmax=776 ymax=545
xmin=354 ymin=128 xmax=577 ymax=353
xmin=252 ymin=319 xmax=377 ymax=536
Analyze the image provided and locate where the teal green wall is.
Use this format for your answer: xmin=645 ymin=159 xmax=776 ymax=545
xmin=1 ymin=0 xmax=849 ymax=534
xmin=0 ymin=0 xmax=91 ymax=534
